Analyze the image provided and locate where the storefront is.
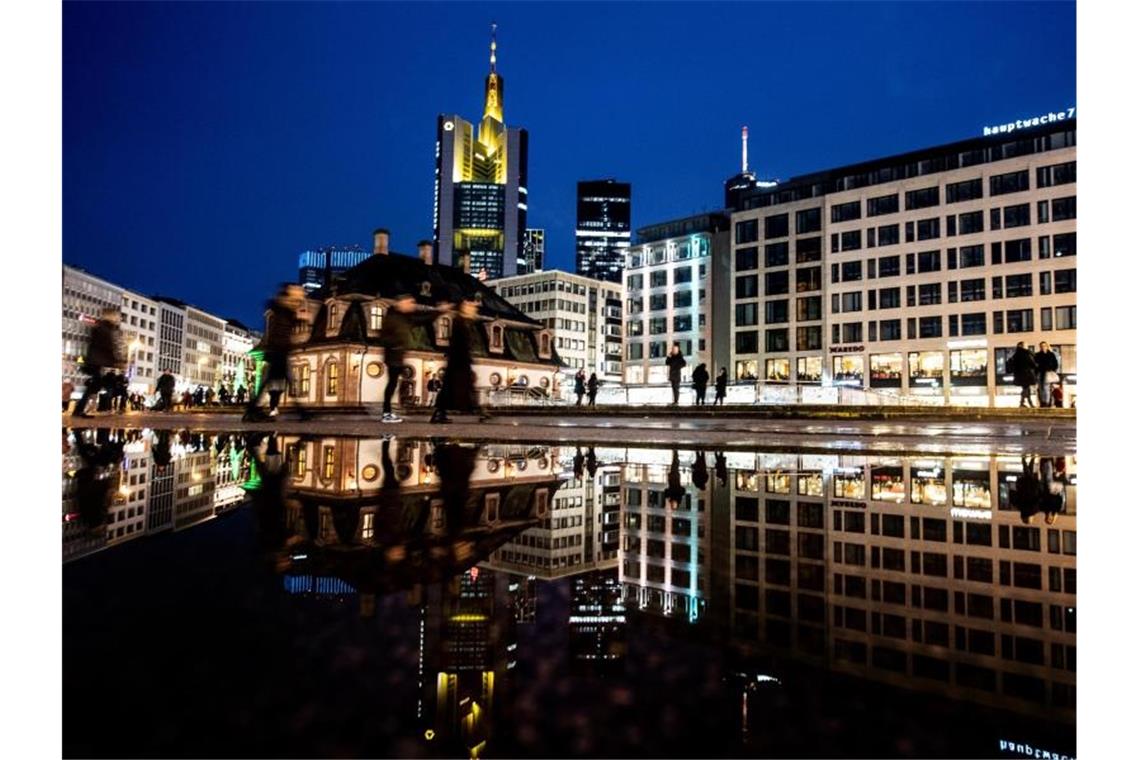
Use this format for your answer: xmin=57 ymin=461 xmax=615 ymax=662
xmin=949 ymin=347 xmax=988 ymax=387
xmin=952 ymin=464 xmax=992 ymax=509
xmin=797 ymin=471 xmax=823 ymax=497
xmin=796 ymin=356 xmax=822 ymax=383
xmin=831 ymin=355 xmax=864 ymax=386
xmin=766 ymin=472 xmax=792 ymax=494
xmin=870 ymin=465 xmax=906 ymax=503
xmin=869 ymin=353 xmax=903 ymax=389
xmin=765 ymin=358 xmax=791 ymax=383
xmin=910 ymin=462 xmax=947 ymax=505
xmin=833 ymin=467 xmax=866 ymax=499
xmin=907 ymin=351 xmax=945 ymax=392
xmin=735 ymin=360 xmax=758 ymax=381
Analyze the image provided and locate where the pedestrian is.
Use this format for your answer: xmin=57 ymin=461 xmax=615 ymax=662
xmin=1005 ymin=341 xmax=1038 ymax=408
xmin=691 ymin=363 xmax=710 ymax=406
xmin=245 ymin=284 xmax=310 ymax=421
xmin=664 ymin=450 xmax=685 ymax=508
xmin=235 ymin=385 xmax=247 ymax=406
xmin=691 ymin=450 xmax=709 ymax=490
xmin=379 ymin=293 xmax=418 ymax=423
xmin=113 ymin=372 xmax=130 ymax=415
xmin=714 ymin=367 xmax=728 ymax=406
xmin=218 ymin=385 xmax=231 ymax=406
xmin=1034 ymin=341 xmax=1059 ymax=408
xmin=586 ymin=372 xmax=598 ymax=407
xmin=74 ymin=307 xmax=126 ymax=418
xmin=666 ymin=342 xmax=686 ymax=406
xmin=205 ymin=386 xmax=216 ymax=406
xmin=425 ymin=372 xmax=441 ymax=408
xmin=431 ymin=299 xmax=482 ymax=424
xmin=574 ymin=368 xmax=586 ymax=406
xmin=62 ymin=380 xmax=74 ymax=413
xmin=1051 ymin=377 xmax=1065 ymax=409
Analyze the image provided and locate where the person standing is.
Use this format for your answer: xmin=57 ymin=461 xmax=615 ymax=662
xmin=234 ymin=385 xmax=247 ymax=406
xmin=425 ymin=372 xmax=441 ymax=408
xmin=666 ymin=343 xmax=686 ymax=406
xmin=714 ymin=367 xmax=728 ymax=406
xmin=245 ymin=284 xmax=308 ymax=421
xmin=574 ymin=368 xmax=586 ymax=407
xmin=113 ymin=372 xmax=130 ymax=415
xmin=155 ymin=371 xmax=176 ymax=412
xmin=379 ymin=293 xmax=417 ymax=423
xmin=432 ymin=299 xmax=481 ymax=424
xmin=1005 ymin=341 xmax=1037 ymax=408
xmin=74 ymin=307 xmax=126 ymax=418
xmin=691 ymin=363 xmax=710 ymax=406
xmin=586 ymin=372 xmax=599 ymax=407
xmin=1034 ymin=341 xmax=1059 ymax=408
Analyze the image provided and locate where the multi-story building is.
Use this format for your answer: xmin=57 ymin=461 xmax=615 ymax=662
xmin=575 ymin=179 xmax=631 ymax=284
xmin=119 ymin=291 xmax=159 ymax=394
xmin=62 ymin=265 xmax=124 ymax=389
xmin=156 ymin=299 xmax=186 ymax=386
xmin=433 ymin=27 xmax=528 ymax=280
xmin=519 ymin=228 xmax=545 ymax=274
xmin=729 ymin=116 xmax=1077 ymax=406
xmin=724 ymin=126 xmax=778 ymax=213
xmin=181 ymin=303 xmax=225 ymax=390
xmin=298 ymin=245 xmax=370 ymax=293
xmin=621 ymin=213 xmax=732 ymax=388
xmin=488 ymin=269 xmax=623 ymax=386
xmin=221 ymin=319 xmax=256 ymax=393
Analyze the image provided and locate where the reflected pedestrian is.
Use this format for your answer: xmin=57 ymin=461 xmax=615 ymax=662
xmin=74 ymin=308 xmax=125 ymax=418
xmin=666 ymin=343 xmax=686 ymax=406
xmin=664 ymin=449 xmax=685 ymax=508
xmin=714 ymin=367 xmax=728 ymax=406
xmin=714 ymin=451 xmax=728 ymax=487
xmin=235 ymin=385 xmax=247 ymax=406
xmin=691 ymin=363 xmax=709 ymax=406
xmin=154 ymin=371 xmax=175 ymax=411
xmin=691 ymin=450 xmax=709 ymax=490
xmin=379 ymin=293 xmax=417 ymax=423
xmin=586 ymin=372 xmax=598 ymax=407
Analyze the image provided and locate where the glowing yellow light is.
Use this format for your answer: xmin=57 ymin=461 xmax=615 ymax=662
xmin=449 ymin=613 xmax=487 ymax=623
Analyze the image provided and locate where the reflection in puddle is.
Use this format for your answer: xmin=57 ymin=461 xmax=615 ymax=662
xmin=62 ymin=429 xmax=1077 ymax=759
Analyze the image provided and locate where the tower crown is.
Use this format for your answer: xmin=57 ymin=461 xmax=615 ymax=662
xmin=483 ymin=23 xmax=504 ymax=124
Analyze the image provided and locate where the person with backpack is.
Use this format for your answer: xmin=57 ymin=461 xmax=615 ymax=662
xmin=1005 ymin=341 xmax=1038 ymax=408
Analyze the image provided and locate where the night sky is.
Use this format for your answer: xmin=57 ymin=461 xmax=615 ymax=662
xmin=63 ymin=1 xmax=1075 ymax=326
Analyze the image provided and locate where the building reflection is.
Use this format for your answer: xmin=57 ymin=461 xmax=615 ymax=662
xmin=63 ymin=429 xmax=251 ymax=562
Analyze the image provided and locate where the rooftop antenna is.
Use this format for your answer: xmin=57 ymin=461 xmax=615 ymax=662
xmin=741 ymin=126 xmax=749 ymax=174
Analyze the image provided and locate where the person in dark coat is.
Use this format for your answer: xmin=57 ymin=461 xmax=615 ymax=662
xmin=586 ymin=372 xmax=599 ymax=407
xmin=235 ymin=385 xmax=247 ymax=405
xmin=1010 ymin=455 xmax=1044 ymax=523
xmin=153 ymin=371 xmax=176 ymax=411
xmin=714 ymin=451 xmax=728 ymax=487
xmin=1034 ymin=341 xmax=1059 ymax=408
xmin=585 ymin=447 xmax=598 ymax=478
xmin=73 ymin=434 xmax=125 ymax=534
xmin=433 ymin=441 xmax=480 ymax=537
xmin=74 ymin=308 xmax=125 ymax=418
xmin=245 ymin=284 xmax=308 ymax=421
xmin=691 ymin=450 xmax=709 ymax=490
xmin=691 ymin=363 xmax=710 ymax=406
xmin=1005 ymin=341 xmax=1038 ymax=408
xmin=379 ymin=294 xmax=419 ymax=423
xmin=573 ymin=447 xmax=585 ymax=480
xmin=113 ymin=372 xmax=130 ymax=414
xmin=666 ymin=343 xmax=686 ymax=406
xmin=432 ymin=299 xmax=482 ymax=424
xmin=573 ymin=369 xmax=586 ymax=406
xmin=714 ymin=367 xmax=728 ymax=406
xmin=664 ymin=449 xmax=685 ymax=508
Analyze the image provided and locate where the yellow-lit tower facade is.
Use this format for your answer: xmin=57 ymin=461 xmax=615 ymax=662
xmin=433 ymin=24 xmax=529 ymax=280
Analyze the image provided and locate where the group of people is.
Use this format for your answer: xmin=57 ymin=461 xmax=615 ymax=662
xmin=573 ymin=369 xmax=600 ymax=407
xmin=1004 ymin=340 xmax=1067 ymax=408
xmin=666 ymin=343 xmax=728 ymax=406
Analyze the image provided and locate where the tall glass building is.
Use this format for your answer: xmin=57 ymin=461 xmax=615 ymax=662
xmin=519 ymin=228 xmax=545 ymax=274
xmin=298 ymin=245 xmax=370 ymax=293
xmin=433 ymin=26 xmax=528 ymax=280
xmin=575 ymin=179 xmax=631 ymax=284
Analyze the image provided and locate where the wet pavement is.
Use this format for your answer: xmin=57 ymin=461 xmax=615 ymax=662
xmin=62 ymin=427 xmax=1076 ymax=758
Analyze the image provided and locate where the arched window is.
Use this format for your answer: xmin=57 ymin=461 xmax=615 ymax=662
xmin=491 ymin=324 xmax=504 ymax=350
xmin=540 ymin=333 xmax=551 ymax=357
xmin=437 ymin=317 xmax=452 ymax=341
xmin=326 ymin=362 xmax=339 ymax=396
xmin=369 ymin=305 xmax=383 ymax=332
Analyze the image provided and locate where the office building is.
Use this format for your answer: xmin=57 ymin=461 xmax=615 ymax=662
xmin=298 ymin=245 xmax=370 ymax=293
xmin=62 ymin=265 xmax=124 ymax=389
xmin=575 ymin=179 xmax=631 ymax=283
xmin=433 ymin=27 xmax=528 ymax=280
xmin=519 ymin=228 xmax=545 ymax=274
xmin=488 ymin=269 xmax=623 ymax=386
xmin=621 ymin=213 xmax=732 ymax=387
xmin=729 ymin=116 xmax=1076 ymax=406
xmin=120 ymin=293 xmax=159 ymax=393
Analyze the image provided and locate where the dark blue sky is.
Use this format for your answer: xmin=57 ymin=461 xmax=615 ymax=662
xmin=64 ymin=1 xmax=1075 ymax=326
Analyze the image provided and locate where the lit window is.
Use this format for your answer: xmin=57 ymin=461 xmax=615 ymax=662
xmin=326 ymin=363 xmax=339 ymax=396
xmin=322 ymin=446 xmax=336 ymax=480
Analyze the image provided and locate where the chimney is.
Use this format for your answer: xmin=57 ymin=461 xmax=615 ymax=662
xmin=372 ymin=228 xmax=390 ymax=256
xmin=417 ymin=240 xmax=433 ymax=264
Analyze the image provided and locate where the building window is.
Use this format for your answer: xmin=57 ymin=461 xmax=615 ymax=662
xmin=990 ymin=170 xmax=1030 ymax=196
xmin=950 ymin=348 xmax=988 ymax=385
xmin=326 ymin=362 xmax=339 ymax=396
xmin=1051 ymin=196 xmax=1076 ymax=221
xmin=945 ymin=178 xmax=983 ymax=203
xmin=765 ymin=242 xmax=789 ymax=267
xmin=918 ymin=283 xmax=941 ymax=305
xmin=765 ymin=300 xmax=789 ymax=324
xmin=765 ymin=213 xmax=789 ymax=238
xmin=796 ymin=296 xmax=822 ymax=321
xmin=369 ymin=306 xmax=383 ymax=332
xmin=796 ymin=208 xmax=822 ymax=234
xmin=293 ymin=446 xmax=307 ymax=478
xmin=735 ymin=331 xmax=758 ymax=354
xmin=795 ymin=236 xmax=822 ymax=263
xmin=673 ymin=290 xmax=692 ymax=308
xmin=1006 ymin=309 xmax=1034 ymax=333
xmin=958 ymin=211 xmax=984 ymax=235
xmin=908 ymin=351 xmax=944 ymax=387
xmin=796 ymin=356 xmax=821 ymax=382
xmin=735 ymin=246 xmax=758 ymax=271
xmin=736 ymin=360 xmax=758 ymax=380
xmin=1036 ymin=161 xmax=1076 ymax=188
xmin=877 ymin=255 xmax=900 ymax=278
xmin=291 ymin=363 xmax=311 ymax=395
xmin=842 ymin=322 xmax=863 ymax=343
xmin=1054 ymin=268 xmax=1076 ymax=293
xmin=795 ymin=267 xmax=822 ymax=293
xmin=959 ymin=245 xmax=985 ymax=268
xmin=879 ymin=319 xmax=902 ymax=341
xmin=1055 ymin=305 xmax=1076 ymax=330
xmin=1053 ymin=232 xmax=1076 ymax=257
xmin=322 ymin=446 xmax=336 ymax=480
xmin=765 ymin=329 xmax=789 ymax=352
xmin=870 ymin=353 xmax=903 ymax=387
xmin=735 ymin=303 xmax=759 ymax=326
xmin=867 ymin=194 xmax=899 ymax=217
xmin=765 ymin=271 xmax=789 ymax=296
xmin=1003 ymin=204 xmax=1031 ymax=229
xmin=832 ymin=356 xmax=864 ymax=385
xmin=765 ymin=358 xmax=791 ymax=382
xmin=917 ymin=251 xmax=941 ymax=273
xmin=831 ymin=201 xmax=861 ymax=223
xmin=796 ymin=325 xmax=822 ymax=351
xmin=961 ymin=312 xmax=986 ymax=335
xmin=878 ymin=287 xmax=901 ymax=309
xmin=876 ymin=225 xmax=899 ymax=247
xmin=735 ymin=219 xmax=758 ymax=244
xmin=905 ymin=186 xmax=940 ymax=210
xmin=918 ymin=316 xmax=942 ymax=338
xmin=627 ymin=343 xmax=643 ymax=360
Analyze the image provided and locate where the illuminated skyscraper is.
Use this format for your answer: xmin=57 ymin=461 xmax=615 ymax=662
xmin=297 ymin=245 xmax=370 ymax=293
xmin=519 ymin=228 xmax=544 ymax=274
xmin=433 ymin=25 xmax=529 ymax=280
xmin=575 ymin=179 xmax=631 ymax=283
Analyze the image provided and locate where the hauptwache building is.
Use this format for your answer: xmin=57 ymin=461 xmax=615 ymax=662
xmin=728 ymin=113 xmax=1076 ymax=406
xmin=261 ymin=230 xmax=562 ymax=409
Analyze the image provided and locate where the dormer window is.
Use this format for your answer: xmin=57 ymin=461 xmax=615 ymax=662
xmin=436 ymin=316 xmax=452 ymax=346
xmin=369 ymin=304 xmax=383 ymax=332
xmin=538 ymin=330 xmax=552 ymax=359
xmin=327 ymin=302 xmax=341 ymax=335
xmin=490 ymin=323 xmax=504 ymax=353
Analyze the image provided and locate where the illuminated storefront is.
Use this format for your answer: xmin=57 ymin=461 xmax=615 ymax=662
xmin=910 ymin=464 xmax=947 ymax=505
xmin=831 ymin=355 xmax=864 ymax=386
xmin=765 ymin=358 xmax=790 ymax=383
xmin=952 ymin=466 xmax=991 ymax=509
xmin=870 ymin=465 xmax=905 ymax=503
xmin=765 ymin=472 xmax=792 ymax=494
xmin=949 ymin=348 xmax=988 ymax=387
xmin=796 ymin=356 xmax=821 ymax=383
xmin=908 ymin=351 xmax=945 ymax=390
xmin=796 ymin=471 xmax=823 ymax=497
xmin=833 ymin=468 xmax=866 ymax=499
xmin=736 ymin=360 xmax=758 ymax=381
xmin=869 ymin=353 xmax=903 ymax=389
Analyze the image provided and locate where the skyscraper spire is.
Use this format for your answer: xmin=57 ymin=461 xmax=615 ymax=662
xmin=741 ymin=126 xmax=749 ymax=174
xmin=490 ymin=22 xmax=497 ymax=73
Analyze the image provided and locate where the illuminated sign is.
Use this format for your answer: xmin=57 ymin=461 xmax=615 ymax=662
xmin=829 ymin=344 xmax=864 ymax=354
xmin=443 ymin=120 xmax=454 ymax=131
xmin=997 ymin=739 xmax=1072 ymax=760
xmin=950 ymin=507 xmax=992 ymax=520
xmin=983 ymin=107 xmax=1074 ymax=136
xmin=947 ymin=338 xmax=988 ymax=349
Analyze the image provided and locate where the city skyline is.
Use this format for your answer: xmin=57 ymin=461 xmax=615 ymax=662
xmin=64 ymin=1 xmax=1074 ymax=326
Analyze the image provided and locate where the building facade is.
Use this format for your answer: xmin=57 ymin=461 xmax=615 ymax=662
xmin=269 ymin=230 xmax=562 ymax=409
xmin=182 ymin=305 xmax=225 ymax=390
xmin=120 ymin=292 xmax=159 ymax=394
xmin=519 ymin=228 xmax=545 ymax=275
xmin=575 ymin=179 xmax=631 ymax=284
xmin=433 ymin=29 xmax=528 ymax=280
xmin=729 ymin=118 xmax=1076 ymax=406
xmin=62 ymin=265 xmax=124 ymax=389
xmin=488 ymin=269 xmax=623 ymax=386
xmin=622 ymin=213 xmax=732 ymax=387
xmin=155 ymin=299 xmax=186 ymax=384
xmin=298 ymin=245 xmax=370 ymax=293
xmin=221 ymin=320 xmax=257 ymax=393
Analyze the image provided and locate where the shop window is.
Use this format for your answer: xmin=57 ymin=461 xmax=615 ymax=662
xmin=952 ymin=469 xmax=991 ymax=508
xmin=871 ymin=466 xmax=905 ymax=503
xmin=735 ymin=360 xmax=758 ymax=381
xmin=911 ymin=464 xmax=947 ymax=505
xmin=833 ymin=469 xmax=865 ymax=499
xmin=765 ymin=358 xmax=790 ymax=383
xmin=869 ymin=353 xmax=902 ymax=388
xmin=832 ymin=355 xmax=864 ymax=386
xmin=796 ymin=356 xmax=821 ymax=383
xmin=908 ymin=351 xmax=944 ymax=389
